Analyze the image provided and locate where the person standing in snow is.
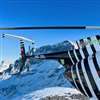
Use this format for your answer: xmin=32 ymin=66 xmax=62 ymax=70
xmin=19 ymin=40 xmax=27 ymax=73
xmin=19 ymin=46 xmax=32 ymax=72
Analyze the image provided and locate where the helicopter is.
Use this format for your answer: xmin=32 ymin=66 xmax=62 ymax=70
xmin=0 ymin=26 xmax=100 ymax=100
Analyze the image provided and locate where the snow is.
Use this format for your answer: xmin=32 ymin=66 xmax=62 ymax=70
xmin=15 ymin=87 xmax=86 ymax=100
xmin=0 ymin=60 xmax=74 ymax=100
xmin=0 ymin=59 xmax=13 ymax=73
xmin=35 ymin=40 xmax=74 ymax=54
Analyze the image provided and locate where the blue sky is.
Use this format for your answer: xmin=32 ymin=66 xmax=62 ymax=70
xmin=0 ymin=0 xmax=100 ymax=62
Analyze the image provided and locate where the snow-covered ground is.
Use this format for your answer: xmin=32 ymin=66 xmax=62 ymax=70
xmin=0 ymin=60 xmax=88 ymax=100
xmin=0 ymin=60 xmax=69 ymax=99
xmin=15 ymin=87 xmax=88 ymax=100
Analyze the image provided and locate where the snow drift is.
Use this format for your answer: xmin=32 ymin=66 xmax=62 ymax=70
xmin=0 ymin=60 xmax=73 ymax=100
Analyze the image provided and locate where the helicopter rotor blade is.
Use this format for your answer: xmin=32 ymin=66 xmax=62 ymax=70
xmin=1 ymin=33 xmax=34 ymax=43
xmin=0 ymin=26 xmax=86 ymax=30
xmin=0 ymin=26 xmax=100 ymax=30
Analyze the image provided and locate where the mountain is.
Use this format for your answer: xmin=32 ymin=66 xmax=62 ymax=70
xmin=0 ymin=60 xmax=13 ymax=73
xmin=35 ymin=40 xmax=74 ymax=54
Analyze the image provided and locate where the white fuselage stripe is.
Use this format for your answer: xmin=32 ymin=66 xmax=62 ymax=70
xmin=81 ymin=60 xmax=97 ymax=99
xmin=71 ymin=66 xmax=79 ymax=90
xmin=73 ymin=50 xmax=79 ymax=62
xmin=88 ymin=57 xmax=100 ymax=91
xmin=76 ymin=63 xmax=89 ymax=97
xmin=96 ymin=53 xmax=100 ymax=69
xmin=68 ymin=51 xmax=74 ymax=65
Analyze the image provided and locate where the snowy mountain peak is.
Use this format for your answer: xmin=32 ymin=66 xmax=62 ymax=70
xmin=35 ymin=40 xmax=74 ymax=54
xmin=0 ymin=59 xmax=13 ymax=73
